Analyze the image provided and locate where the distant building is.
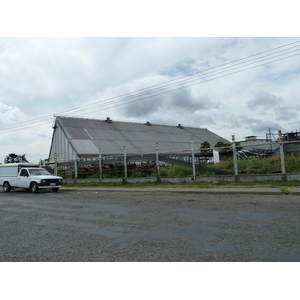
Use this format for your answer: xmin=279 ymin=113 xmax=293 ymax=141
xmin=237 ymin=135 xmax=275 ymax=155
xmin=238 ymin=131 xmax=300 ymax=157
xmin=275 ymin=131 xmax=300 ymax=155
xmin=282 ymin=131 xmax=300 ymax=142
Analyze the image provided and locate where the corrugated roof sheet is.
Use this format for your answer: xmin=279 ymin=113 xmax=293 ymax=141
xmin=56 ymin=116 xmax=230 ymax=157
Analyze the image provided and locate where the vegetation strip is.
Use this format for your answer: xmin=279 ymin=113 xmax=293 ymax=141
xmin=63 ymin=181 xmax=300 ymax=191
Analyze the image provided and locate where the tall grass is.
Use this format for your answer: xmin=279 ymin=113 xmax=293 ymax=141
xmin=160 ymin=165 xmax=194 ymax=177
xmin=215 ymin=154 xmax=300 ymax=174
xmin=82 ymin=153 xmax=300 ymax=179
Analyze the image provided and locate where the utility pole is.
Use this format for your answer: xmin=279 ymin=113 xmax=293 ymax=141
xmin=232 ymin=135 xmax=238 ymax=176
xmin=155 ymin=143 xmax=161 ymax=182
xmin=54 ymin=153 xmax=58 ymax=176
xmin=98 ymin=149 xmax=102 ymax=181
xmin=74 ymin=158 xmax=78 ymax=180
xmin=269 ymin=128 xmax=273 ymax=152
xmin=191 ymin=139 xmax=196 ymax=181
xmin=123 ymin=146 xmax=127 ymax=181
xmin=278 ymin=130 xmax=286 ymax=174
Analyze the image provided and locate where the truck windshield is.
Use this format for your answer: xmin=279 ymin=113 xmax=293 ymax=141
xmin=28 ymin=169 xmax=52 ymax=176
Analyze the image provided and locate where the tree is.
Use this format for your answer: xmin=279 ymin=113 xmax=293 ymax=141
xmin=214 ymin=141 xmax=232 ymax=151
xmin=18 ymin=154 xmax=28 ymax=163
xmin=4 ymin=153 xmax=29 ymax=163
xmin=200 ymin=141 xmax=211 ymax=153
xmin=214 ymin=141 xmax=243 ymax=151
xmin=39 ymin=158 xmax=49 ymax=166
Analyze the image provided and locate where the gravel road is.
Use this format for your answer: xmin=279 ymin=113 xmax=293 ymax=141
xmin=1 ymin=188 xmax=299 ymax=262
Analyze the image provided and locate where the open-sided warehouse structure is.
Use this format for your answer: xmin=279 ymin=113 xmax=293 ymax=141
xmin=49 ymin=116 xmax=230 ymax=163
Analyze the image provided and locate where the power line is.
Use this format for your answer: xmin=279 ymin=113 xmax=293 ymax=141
xmin=61 ymin=39 xmax=300 ymax=115
xmin=60 ymin=42 xmax=300 ymax=117
xmin=68 ymin=50 xmax=300 ymax=116
xmin=1 ymin=39 xmax=300 ymax=133
xmin=58 ymin=41 xmax=300 ymax=116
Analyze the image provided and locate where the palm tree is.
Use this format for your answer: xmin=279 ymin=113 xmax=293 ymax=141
xmin=18 ymin=154 xmax=28 ymax=163
xmin=4 ymin=153 xmax=29 ymax=163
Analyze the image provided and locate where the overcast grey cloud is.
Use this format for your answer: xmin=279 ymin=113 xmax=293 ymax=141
xmin=1 ymin=37 xmax=300 ymax=163
xmin=247 ymin=91 xmax=281 ymax=109
xmin=274 ymin=105 xmax=300 ymax=122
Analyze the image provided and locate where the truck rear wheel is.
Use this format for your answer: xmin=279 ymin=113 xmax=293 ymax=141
xmin=3 ymin=182 xmax=11 ymax=192
xmin=30 ymin=182 xmax=39 ymax=193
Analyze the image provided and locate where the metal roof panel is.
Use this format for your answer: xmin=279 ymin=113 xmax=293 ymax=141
xmin=54 ymin=116 xmax=229 ymax=157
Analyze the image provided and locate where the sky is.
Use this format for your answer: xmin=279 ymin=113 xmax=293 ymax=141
xmin=0 ymin=2 xmax=299 ymax=164
xmin=1 ymin=1 xmax=298 ymax=296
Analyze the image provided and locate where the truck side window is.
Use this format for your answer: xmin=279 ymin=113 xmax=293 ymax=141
xmin=20 ymin=169 xmax=29 ymax=177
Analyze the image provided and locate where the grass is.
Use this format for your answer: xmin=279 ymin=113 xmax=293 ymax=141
xmin=62 ymin=180 xmax=300 ymax=190
xmin=215 ymin=153 xmax=300 ymax=174
xmin=279 ymin=187 xmax=291 ymax=195
xmin=61 ymin=154 xmax=300 ymax=193
xmin=62 ymin=154 xmax=300 ymax=180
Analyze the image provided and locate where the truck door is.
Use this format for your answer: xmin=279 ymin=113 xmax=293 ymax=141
xmin=18 ymin=169 xmax=31 ymax=188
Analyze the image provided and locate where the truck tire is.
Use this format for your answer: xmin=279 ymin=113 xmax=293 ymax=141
xmin=3 ymin=182 xmax=11 ymax=192
xmin=30 ymin=182 xmax=39 ymax=193
xmin=52 ymin=188 xmax=59 ymax=192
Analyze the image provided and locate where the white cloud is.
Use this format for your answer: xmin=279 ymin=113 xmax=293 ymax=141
xmin=0 ymin=102 xmax=26 ymax=126
xmin=247 ymin=91 xmax=282 ymax=110
xmin=1 ymin=37 xmax=300 ymax=163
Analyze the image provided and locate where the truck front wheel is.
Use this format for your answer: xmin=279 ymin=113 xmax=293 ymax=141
xmin=30 ymin=182 xmax=39 ymax=193
xmin=3 ymin=182 xmax=11 ymax=192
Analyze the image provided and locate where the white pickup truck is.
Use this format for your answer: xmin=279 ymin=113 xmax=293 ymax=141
xmin=0 ymin=163 xmax=63 ymax=193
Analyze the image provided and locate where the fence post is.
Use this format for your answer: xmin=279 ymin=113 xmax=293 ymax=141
xmin=278 ymin=130 xmax=286 ymax=174
xmin=232 ymin=135 xmax=238 ymax=176
xmin=123 ymin=146 xmax=127 ymax=182
xmin=74 ymin=158 xmax=78 ymax=181
xmin=54 ymin=153 xmax=58 ymax=176
xmin=156 ymin=143 xmax=161 ymax=182
xmin=99 ymin=148 xmax=102 ymax=181
xmin=191 ymin=139 xmax=196 ymax=181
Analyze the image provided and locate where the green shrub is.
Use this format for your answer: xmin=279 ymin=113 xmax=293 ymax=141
xmin=285 ymin=153 xmax=300 ymax=172
xmin=70 ymin=153 xmax=300 ymax=179
xmin=214 ymin=154 xmax=300 ymax=174
xmin=214 ymin=160 xmax=234 ymax=171
xmin=130 ymin=168 xmax=144 ymax=178
xmin=167 ymin=165 xmax=193 ymax=176
xmin=160 ymin=167 xmax=169 ymax=177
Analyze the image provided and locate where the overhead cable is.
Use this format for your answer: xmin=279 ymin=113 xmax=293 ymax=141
xmin=1 ymin=39 xmax=300 ymax=133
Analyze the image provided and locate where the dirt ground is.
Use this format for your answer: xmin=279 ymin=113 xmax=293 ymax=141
xmin=0 ymin=188 xmax=299 ymax=261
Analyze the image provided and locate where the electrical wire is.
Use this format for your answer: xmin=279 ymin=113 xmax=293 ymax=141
xmin=58 ymin=41 xmax=300 ymax=116
xmin=76 ymin=51 xmax=300 ymax=116
xmin=1 ymin=39 xmax=300 ymax=133
xmin=55 ymin=40 xmax=300 ymax=116
xmin=58 ymin=46 xmax=300 ymax=117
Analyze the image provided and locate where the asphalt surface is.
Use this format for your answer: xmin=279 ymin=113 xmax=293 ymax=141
xmin=1 ymin=187 xmax=300 ymax=261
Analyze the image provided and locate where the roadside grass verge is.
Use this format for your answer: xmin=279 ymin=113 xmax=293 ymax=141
xmin=62 ymin=180 xmax=300 ymax=190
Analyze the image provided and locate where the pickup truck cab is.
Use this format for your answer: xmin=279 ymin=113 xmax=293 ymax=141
xmin=0 ymin=163 xmax=63 ymax=193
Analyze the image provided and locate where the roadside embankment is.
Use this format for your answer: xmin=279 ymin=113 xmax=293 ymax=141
xmin=61 ymin=187 xmax=300 ymax=195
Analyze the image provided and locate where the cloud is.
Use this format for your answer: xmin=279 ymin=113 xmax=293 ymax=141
xmin=91 ymin=75 xmax=221 ymax=127
xmin=247 ymin=91 xmax=281 ymax=110
xmin=244 ymin=117 xmax=282 ymax=135
xmin=221 ymin=114 xmax=283 ymax=137
xmin=274 ymin=105 xmax=300 ymax=122
xmin=0 ymin=102 xmax=26 ymax=126
xmin=1 ymin=37 xmax=300 ymax=163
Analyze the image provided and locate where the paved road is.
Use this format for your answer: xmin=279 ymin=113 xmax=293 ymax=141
xmin=1 ymin=188 xmax=299 ymax=261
